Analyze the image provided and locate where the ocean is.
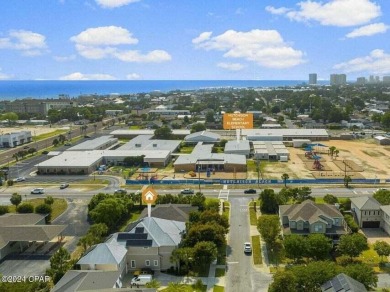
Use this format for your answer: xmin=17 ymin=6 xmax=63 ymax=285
xmin=0 ymin=80 xmax=328 ymax=100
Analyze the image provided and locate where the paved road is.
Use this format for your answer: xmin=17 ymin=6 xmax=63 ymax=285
xmin=226 ymin=197 xmax=271 ymax=292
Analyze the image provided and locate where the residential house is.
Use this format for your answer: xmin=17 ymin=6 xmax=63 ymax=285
xmin=77 ymin=243 xmax=127 ymax=277
xmin=350 ymin=197 xmax=382 ymax=228
xmin=106 ymin=217 xmax=185 ymax=273
xmin=52 ymin=270 xmax=123 ymax=291
xmin=138 ymin=204 xmax=198 ymax=222
xmin=279 ymin=200 xmax=349 ymax=242
xmin=321 ymin=273 xmax=367 ymax=292
xmin=380 ymin=206 xmax=390 ymax=235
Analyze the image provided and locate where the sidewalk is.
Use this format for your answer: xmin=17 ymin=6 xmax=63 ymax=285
xmin=206 ymin=261 xmax=226 ymax=291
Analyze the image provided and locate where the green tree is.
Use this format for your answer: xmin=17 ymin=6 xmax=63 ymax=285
xmin=89 ymin=198 xmax=126 ymax=231
xmin=164 ymin=282 xmax=188 ymax=292
xmin=257 ymin=215 xmax=281 ymax=246
xmin=184 ymin=222 xmax=226 ymax=247
xmin=205 ymin=111 xmax=215 ymax=123
xmin=373 ymin=241 xmax=390 ymax=262
xmin=291 ymin=261 xmax=340 ymax=292
xmin=269 ymin=270 xmax=298 ymax=292
xmin=170 ymin=247 xmax=194 ymax=274
xmin=344 ymin=175 xmax=352 ymax=188
xmin=35 ymin=204 xmax=52 ymax=223
xmin=0 ymin=205 xmax=8 ymax=215
xmin=28 ymin=147 xmax=37 ymax=156
xmin=16 ymin=203 xmax=34 ymax=213
xmin=338 ymin=233 xmax=368 ymax=259
xmin=1 ymin=112 xmax=18 ymax=125
xmin=281 ymin=173 xmax=289 ymax=187
xmin=10 ymin=193 xmax=22 ymax=207
xmin=381 ymin=111 xmax=390 ymax=129
xmin=323 ymin=194 xmax=338 ymax=204
xmin=190 ymin=123 xmax=206 ymax=133
xmin=88 ymin=223 xmax=109 ymax=239
xmin=329 ymin=146 xmax=336 ymax=158
xmin=46 ymin=247 xmax=72 ymax=284
xmin=284 ymin=234 xmax=307 ymax=263
xmin=52 ymin=138 xmax=59 ymax=147
xmin=259 ymin=189 xmax=279 ymax=214
xmin=373 ymin=189 xmax=390 ymax=205
xmin=58 ymin=134 xmax=66 ymax=144
xmin=306 ymin=234 xmax=332 ymax=260
xmin=44 ymin=196 xmax=54 ymax=205
xmin=343 ymin=263 xmax=378 ymax=290
xmin=193 ymin=241 xmax=218 ymax=266
xmin=154 ymin=126 xmax=172 ymax=139
xmin=191 ymin=192 xmax=206 ymax=210
xmin=88 ymin=193 xmax=110 ymax=211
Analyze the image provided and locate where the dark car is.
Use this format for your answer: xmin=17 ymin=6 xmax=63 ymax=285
xmin=84 ymin=135 xmax=91 ymax=138
xmin=244 ymin=189 xmax=257 ymax=194
xmin=114 ymin=189 xmax=127 ymax=195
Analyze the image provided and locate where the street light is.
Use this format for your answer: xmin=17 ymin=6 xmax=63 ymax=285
xmin=196 ymin=160 xmax=201 ymax=193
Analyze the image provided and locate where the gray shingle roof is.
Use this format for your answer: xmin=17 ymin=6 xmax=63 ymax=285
xmin=184 ymin=131 xmax=221 ymax=142
xmin=139 ymin=204 xmax=197 ymax=222
xmin=0 ymin=213 xmax=45 ymax=226
xmin=350 ymin=196 xmax=381 ymax=210
xmin=52 ymin=270 xmax=121 ymax=292
xmin=280 ymin=200 xmax=343 ymax=224
xmin=77 ymin=243 xmax=127 ymax=265
xmin=321 ymin=273 xmax=367 ymax=292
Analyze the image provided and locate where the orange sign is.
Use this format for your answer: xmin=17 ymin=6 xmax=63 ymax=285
xmin=223 ymin=113 xmax=253 ymax=129
xmin=142 ymin=186 xmax=158 ymax=204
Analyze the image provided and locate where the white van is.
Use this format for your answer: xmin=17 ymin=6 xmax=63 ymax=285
xmin=130 ymin=274 xmax=152 ymax=286
xmin=31 ymin=188 xmax=44 ymax=194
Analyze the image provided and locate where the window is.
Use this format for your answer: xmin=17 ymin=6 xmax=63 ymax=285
xmin=334 ymin=218 xmax=339 ymax=225
xmin=131 ymin=260 xmax=136 ymax=268
xmin=154 ymin=260 xmax=158 ymax=267
xmin=145 ymin=260 xmax=150 ymax=266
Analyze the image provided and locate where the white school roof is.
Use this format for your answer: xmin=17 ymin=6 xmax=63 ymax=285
xmin=241 ymin=128 xmax=329 ymax=137
xmin=67 ymin=135 xmax=117 ymax=151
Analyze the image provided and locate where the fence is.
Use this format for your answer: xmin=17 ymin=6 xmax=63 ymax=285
xmin=125 ymin=178 xmax=382 ymax=185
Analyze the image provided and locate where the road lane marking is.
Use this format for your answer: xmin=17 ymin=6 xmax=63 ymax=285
xmin=353 ymin=191 xmax=357 ymax=194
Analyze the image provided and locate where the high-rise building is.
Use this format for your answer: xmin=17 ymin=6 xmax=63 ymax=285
xmin=309 ymin=73 xmax=317 ymax=85
xmin=356 ymin=77 xmax=366 ymax=85
xmin=383 ymin=76 xmax=390 ymax=83
xmin=330 ymin=74 xmax=347 ymax=86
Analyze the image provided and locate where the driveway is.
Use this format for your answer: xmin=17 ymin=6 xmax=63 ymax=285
xmin=225 ymin=197 xmax=272 ymax=292
xmin=53 ymin=198 xmax=91 ymax=253
xmin=360 ymin=228 xmax=390 ymax=244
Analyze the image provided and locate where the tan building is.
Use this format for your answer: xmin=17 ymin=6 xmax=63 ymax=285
xmin=3 ymin=99 xmax=77 ymax=115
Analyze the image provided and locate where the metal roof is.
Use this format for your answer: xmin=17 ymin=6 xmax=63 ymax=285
xmin=224 ymin=140 xmax=250 ymax=152
xmin=67 ymin=135 xmax=117 ymax=151
xmin=118 ymin=135 xmax=180 ymax=152
xmin=77 ymin=243 xmax=127 ymax=265
xmin=242 ymin=128 xmax=329 ymax=137
xmin=184 ymin=131 xmax=221 ymax=142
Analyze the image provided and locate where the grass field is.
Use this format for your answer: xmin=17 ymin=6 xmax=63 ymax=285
xmin=35 ymin=129 xmax=67 ymax=141
xmin=213 ymin=286 xmax=224 ymax=292
xmin=119 ymin=209 xmax=143 ymax=231
xmin=215 ymin=268 xmax=225 ymax=277
xmin=7 ymin=198 xmax=67 ymax=220
xmin=249 ymin=201 xmax=259 ymax=226
xmin=252 ymin=235 xmax=262 ymax=265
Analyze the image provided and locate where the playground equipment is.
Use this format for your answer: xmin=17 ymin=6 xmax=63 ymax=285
xmin=313 ymin=158 xmax=324 ymax=170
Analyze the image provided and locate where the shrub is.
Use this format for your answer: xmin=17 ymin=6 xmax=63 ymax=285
xmin=17 ymin=203 xmax=34 ymax=213
xmin=344 ymin=214 xmax=359 ymax=233
xmin=35 ymin=203 xmax=52 ymax=223
xmin=0 ymin=205 xmax=8 ymax=215
xmin=7 ymin=180 xmax=14 ymax=186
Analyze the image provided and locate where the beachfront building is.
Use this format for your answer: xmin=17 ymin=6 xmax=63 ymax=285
xmin=2 ymin=99 xmax=77 ymax=115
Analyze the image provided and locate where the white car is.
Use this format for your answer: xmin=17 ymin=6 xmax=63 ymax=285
xmin=244 ymin=242 xmax=252 ymax=254
xmin=31 ymin=188 xmax=44 ymax=194
xmin=14 ymin=177 xmax=26 ymax=182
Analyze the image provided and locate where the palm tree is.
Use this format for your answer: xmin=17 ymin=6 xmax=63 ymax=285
xmin=334 ymin=149 xmax=339 ymax=159
xmin=344 ymin=175 xmax=352 ymax=188
xmin=281 ymin=173 xmax=289 ymax=188
xmin=329 ymin=146 xmax=336 ymax=158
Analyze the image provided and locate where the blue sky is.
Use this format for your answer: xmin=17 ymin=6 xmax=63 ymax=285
xmin=0 ymin=0 xmax=389 ymax=81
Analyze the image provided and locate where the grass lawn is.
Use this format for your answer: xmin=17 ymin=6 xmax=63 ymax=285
xmin=249 ymin=201 xmax=259 ymax=226
xmin=213 ymin=286 xmax=224 ymax=292
xmin=266 ymin=241 xmax=286 ymax=266
xmin=215 ymin=268 xmax=225 ymax=277
xmin=129 ymin=125 xmax=141 ymax=129
xmin=160 ymin=284 xmax=207 ymax=292
xmin=358 ymin=244 xmax=380 ymax=266
xmin=180 ymin=146 xmax=195 ymax=154
xmin=119 ymin=208 xmax=143 ymax=231
xmin=76 ymin=178 xmax=110 ymax=185
xmin=7 ymin=198 xmax=67 ymax=220
xmin=35 ymin=129 xmax=67 ymax=141
xmin=252 ymin=235 xmax=262 ymax=265
xmin=246 ymin=160 xmax=267 ymax=172
xmin=222 ymin=201 xmax=230 ymax=219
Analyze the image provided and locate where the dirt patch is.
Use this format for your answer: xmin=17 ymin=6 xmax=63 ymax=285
xmin=312 ymin=172 xmax=365 ymax=179
xmin=304 ymin=161 xmax=333 ymax=171
xmin=333 ymin=160 xmax=364 ymax=172
xmin=0 ymin=126 xmax=63 ymax=136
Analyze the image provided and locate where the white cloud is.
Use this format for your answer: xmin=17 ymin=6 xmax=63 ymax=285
xmin=70 ymin=26 xmax=138 ymax=46
xmin=267 ymin=0 xmax=381 ymax=27
xmin=126 ymin=73 xmax=141 ymax=80
xmin=192 ymin=32 xmax=212 ymax=44
xmin=265 ymin=6 xmax=291 ymax=15
xmin=95 ymin=0 xmax=140 ymax=8
xmin=0 ymin=29 xmax=48 ymax=56
xmin=193 ymin=29 xmax=304 ymax=69
xmin=0 ymin=68 xmax=12 ymax=80
xmin=53 ymin=54 xmax=77 ymax=62
xmin=217 ymin=62 xmax=244 ymax=71
xmin=59 ymin=72 xmax=117 ymax=80
xmin=333 ymin=49 xmax=390 ymax=74
xmin=71 ymin=26 xmax=171 ymax=63
xmin=346 ymin=23 xmax=389 ymax=38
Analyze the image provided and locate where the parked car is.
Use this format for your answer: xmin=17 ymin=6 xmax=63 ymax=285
xmin=130 ymin=274 xmax=152 ymax=287
xmin=180 ymin=188 xmax=194 ymax=195
xmin=64 ymin=142 xmax=72 ymax=146
xmin=14 ymin=177 xmax=26 ymax=182
xmin=244 ymin=242 xmax=252 ymax=254
xmin=60 ymin=183 xmax=69 ymax=189
xmin=244 ymin=189 xmax=256 ymax=194
xmin=31 ymin=188 xmax=44 ymax=194
xmin=114 ymin=189 xmax=127 ymax=195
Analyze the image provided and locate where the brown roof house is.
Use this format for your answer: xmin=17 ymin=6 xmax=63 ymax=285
xmin=279 ymin=200 xmax=349 ymax=242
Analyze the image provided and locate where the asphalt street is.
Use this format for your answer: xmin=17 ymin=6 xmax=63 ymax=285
xmin=225 ymin=197 xmax=272 ymax=292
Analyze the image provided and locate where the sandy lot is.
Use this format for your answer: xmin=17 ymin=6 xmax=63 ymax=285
xmin=0 ymin=126 xmax=67 ymax=136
